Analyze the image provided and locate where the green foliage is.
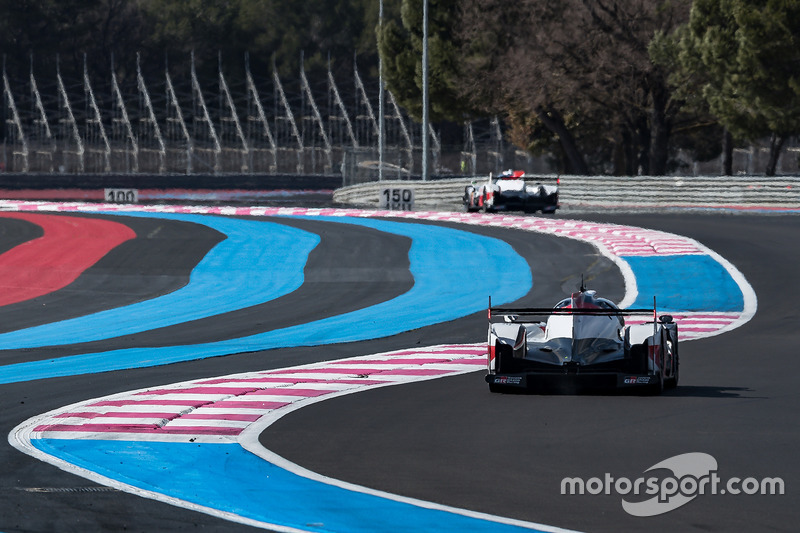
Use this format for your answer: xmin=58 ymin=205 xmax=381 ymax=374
xmin=0 ymin=0 xmax=142 ymax=80
xmin=649 ymin=26 xmax=726 ymax=164
xmin=678 ymin=0 xmax=800 ymax=141
xmin=141 ymin=0 xmax=373 ymax=79
xmin=456 ymin=0 xmax=693 ymax=175
xmin=1 ymin=0 xmax=376 ymax=81
xmin=378 ymin=0 xmax=475 ymax=122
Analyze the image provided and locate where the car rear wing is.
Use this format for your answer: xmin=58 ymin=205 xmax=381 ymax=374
xmin=488 ymin=296 xmax=665 ymax=324
xmin=481 ymin=172 xmax=560 ymax=184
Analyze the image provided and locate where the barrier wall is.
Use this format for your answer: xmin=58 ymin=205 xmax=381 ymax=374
xmin=332 ymin=175 xmax=800 ymax=211
xmin=0 ymin=172 xmax=797 ymax=211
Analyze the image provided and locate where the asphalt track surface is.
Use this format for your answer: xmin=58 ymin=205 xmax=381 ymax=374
xmin=0 ymin=210 xmax=795 ymax=532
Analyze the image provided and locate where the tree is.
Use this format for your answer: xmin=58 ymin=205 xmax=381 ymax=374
xmin=457 ymin=0 xmax=692 ymax=175
xmin=237 ymin=0 xmax=372 ymax=78
xmin=378 ymin=0 xmax=475 ymax=123
xmin=649 ymin=25 xmax=731 ymax=174
xmin=87 ymin=0 xmax=377 ymax=81
xmin=676 ymin=0 xmax=800 ymax=175
xmin=0 ymin=0 xmax=145 ymax=81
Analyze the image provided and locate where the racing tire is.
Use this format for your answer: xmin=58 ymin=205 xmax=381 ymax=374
xmin=464 ymin=188 xmax=478 ymax=212
xmin=665 ymin=352 xmax=679 ymax=389
xmin=648 ymin=352 xmax=665 ymax=395
xmin=651 ymin=372 xmax=664 ymax=395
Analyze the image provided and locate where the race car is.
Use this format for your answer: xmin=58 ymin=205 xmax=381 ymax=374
xmin=464 ymin=169 xmax=559 ymax=213
xmin=485 ymin=286 xmax=679 ymax=394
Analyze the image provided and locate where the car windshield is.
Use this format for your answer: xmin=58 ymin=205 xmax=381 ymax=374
xmin=548 ymin=291 xmax=625 ymax=362
xmin=498 ymin=170 xmax=525 ymax=179
xmin=555 ymin=290 xmax=617 ymax=309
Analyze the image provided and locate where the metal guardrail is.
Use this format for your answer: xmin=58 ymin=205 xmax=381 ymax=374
xmin=332 ymin=175 xmax=800 ymax=210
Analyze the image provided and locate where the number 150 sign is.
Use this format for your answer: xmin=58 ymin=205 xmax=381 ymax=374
xmin=380 ymin=188 xmax=415 ymax=210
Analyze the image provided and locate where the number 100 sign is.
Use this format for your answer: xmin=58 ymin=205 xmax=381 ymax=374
xmin=380 ymin=188 xmax=415 ymax=210
xmin=104 ymin=188 xmax=139 ymax=204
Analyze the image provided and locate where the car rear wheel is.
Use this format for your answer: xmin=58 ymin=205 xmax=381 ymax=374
xmin=480 ymin=192 xmax=489 ymax=213
xmin=464 ymin=187 xmax=478 ymax=212
xmin=665 ymin=348 xmax=679 ymax=389
xmin=649 ymin=352 xmax=665 ymax=395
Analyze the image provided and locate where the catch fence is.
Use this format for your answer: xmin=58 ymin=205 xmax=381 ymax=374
xmin=2 ymin=55 xmax=545 ymax=182
xmin=3 ymin=55 xmax=799 ymax=183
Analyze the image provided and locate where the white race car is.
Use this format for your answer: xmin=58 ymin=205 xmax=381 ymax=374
xmin=464 ymin=170 xmax=559 ymax=213
xmin=486 ymin=286 xmax=679 ymax=394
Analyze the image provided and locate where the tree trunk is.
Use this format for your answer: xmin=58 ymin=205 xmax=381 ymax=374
xmin=536 ymin=106 xmax=590 ymax=175
xmin=624 ymin=130 xmax=638 ymax=176
xmin=765 ymin=133 xmax=786 ymax=176
xmin=636 ymin=116 xmax=650 ymax=175
xmin=648 ymin=86 xmax=671 ymax=176
xmin=612 ymin=135 xmax=627 ymax=176
xmin=721 ymin=129 xmax=733 ymax=176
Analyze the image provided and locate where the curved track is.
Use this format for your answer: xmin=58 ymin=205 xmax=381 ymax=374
xmin=265 ymin=214 xmax=796 ymax=533
xmin=0 ymin=206 xmax=795 ymax=532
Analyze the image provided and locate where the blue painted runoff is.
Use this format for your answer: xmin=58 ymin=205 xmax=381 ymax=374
xmin=34 ymin=438 xmax=549 ymax=533
xmin=0 ymin=216 xmax=532 ymax=384
xmin=0 ymin=213 xmax=320 ymax=349
xmin=623 ymin=254 xmax=744 ymax=312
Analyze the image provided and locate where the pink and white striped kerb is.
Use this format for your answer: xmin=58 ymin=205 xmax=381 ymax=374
xmin=627 ymin=313 xmax=742 ymax=341
xmin=29 ymin=344 xmax=486 ymax=443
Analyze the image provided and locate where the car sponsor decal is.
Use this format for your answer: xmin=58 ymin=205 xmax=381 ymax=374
xmin=494 ymin=376 xmax=524 ymax=385
xmin=623 ymin=376 xmax=652 ymax=385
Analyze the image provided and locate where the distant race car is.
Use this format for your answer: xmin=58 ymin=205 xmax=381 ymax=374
xmin=485 ymin=286 xmax=679 ymax=394
xmin=464 ymin=170 xmax=559 ymax=213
